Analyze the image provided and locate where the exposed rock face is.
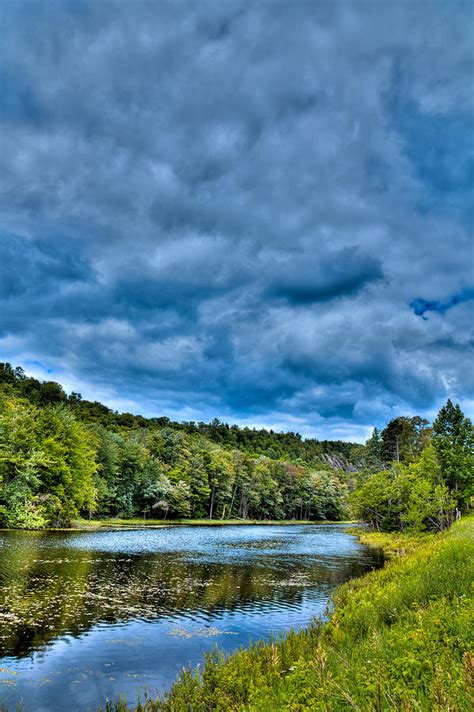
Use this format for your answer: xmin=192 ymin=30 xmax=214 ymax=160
xmin=320 ymin=453 xmax=360 ymax=472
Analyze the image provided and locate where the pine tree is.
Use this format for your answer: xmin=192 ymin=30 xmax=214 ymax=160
xmin=433 ymin=400 xmax=474 ymax=511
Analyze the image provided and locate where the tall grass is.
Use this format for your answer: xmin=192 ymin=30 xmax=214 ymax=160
xmin=102 ymin=515 xmax=474 ymax=711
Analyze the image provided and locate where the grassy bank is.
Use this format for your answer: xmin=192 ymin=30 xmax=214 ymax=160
xmin=347 ymin=528 xmax=434 ymax=558
xmin=70 ymin=518 xmax=354 ymax=530
xmin=103 ymin=515 xmax=474 ymax=711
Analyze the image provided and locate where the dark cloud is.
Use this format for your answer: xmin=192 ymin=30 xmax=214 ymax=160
xmin=0 ymin=0 xmax=473 ymax=440
xmin=0 ymin=235 xmax=93 ymax=299
xmin=266 ymin=248 xmax=384 ymax=304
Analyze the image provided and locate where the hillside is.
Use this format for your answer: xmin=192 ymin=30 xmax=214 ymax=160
xmin=0 ymin=363 xmax=361 ymax=528
xmin=0 ymin=363 xmax=362 ymax=466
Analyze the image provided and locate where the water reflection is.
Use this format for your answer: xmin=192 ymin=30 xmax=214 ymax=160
xmin=0 ymin=525 xmax=383 ymax=711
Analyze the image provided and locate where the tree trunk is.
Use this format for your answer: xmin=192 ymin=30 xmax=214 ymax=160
xmin=229 ymin=483 xmax=238 ymax=517
xmin=209 ymin=485 xmax=215 ymax=519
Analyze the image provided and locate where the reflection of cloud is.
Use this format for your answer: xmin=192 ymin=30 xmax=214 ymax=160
xmin=0 ymin=1 xmax=473 ymax=439
xmin=105 ymin=636 xmax=145 ymax=646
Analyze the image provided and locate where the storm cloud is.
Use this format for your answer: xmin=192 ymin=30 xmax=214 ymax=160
xmin=0 ymin=0 xmax=473 ymax=440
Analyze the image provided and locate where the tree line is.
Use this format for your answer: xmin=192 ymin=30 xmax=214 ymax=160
xmin=0 ymin=363 xmax=472 ymax=530
xmin=0 ymin=364 xmax=348 ymax=528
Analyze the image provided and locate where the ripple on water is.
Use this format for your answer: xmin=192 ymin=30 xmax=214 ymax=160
xmin=0 ymin=525 xmax=383 ymax=712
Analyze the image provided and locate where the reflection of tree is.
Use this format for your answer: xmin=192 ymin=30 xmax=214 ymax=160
xmin=0 ymin=533 xmax=383 ymax=658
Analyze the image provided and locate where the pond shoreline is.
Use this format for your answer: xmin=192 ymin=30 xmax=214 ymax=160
xmin=0 ymin=518 xmax=358 ymax=532
xmin=0 ymin=522 xmax=375 ymax=711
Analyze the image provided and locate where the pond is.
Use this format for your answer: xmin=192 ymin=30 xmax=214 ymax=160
xmin=0 ymin=524 xmax=383 ymax=711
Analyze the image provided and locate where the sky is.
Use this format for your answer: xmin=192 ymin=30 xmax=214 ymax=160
xmin=0 ymin=0 xmax=473 ymax=442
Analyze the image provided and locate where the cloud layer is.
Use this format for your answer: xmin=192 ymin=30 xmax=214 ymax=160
xmin=1 ymin=0 xmax=473 ymax=440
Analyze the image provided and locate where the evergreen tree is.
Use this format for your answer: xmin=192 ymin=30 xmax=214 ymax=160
xmin=433 ymin=400 xmax=474 ymax=511
xmin=365 ymin=427 xmax=383 ymax=469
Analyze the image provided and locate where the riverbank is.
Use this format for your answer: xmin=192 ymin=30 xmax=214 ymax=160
xmin=9 ymin=518 xmax=356 ymax=531
xmin=346 ymin=527 xmax=434 ymax=557
xmin=0 ymin=519 xmax=357 ymax=532
xmin=103 ymin=515 xmax=474 ymax=711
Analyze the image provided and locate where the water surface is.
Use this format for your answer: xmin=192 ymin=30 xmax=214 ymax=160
xmin=0 ymin=524 xmax=383 ymax=711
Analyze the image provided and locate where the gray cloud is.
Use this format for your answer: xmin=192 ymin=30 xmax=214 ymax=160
xmin=265 ymin=248 xmax=384 ymax=304
xmin=0 ymin=235 xmax=92 ymax=300
xmin=0 ymin=0 xmax=473 ymax=440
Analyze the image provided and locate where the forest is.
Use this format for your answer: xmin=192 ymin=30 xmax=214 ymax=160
xmin=0 ymin=362 xmax=472 ymax=531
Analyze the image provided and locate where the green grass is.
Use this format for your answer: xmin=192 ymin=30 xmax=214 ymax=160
xmin=101 ymin=515 xmax=474 ymax=711
xmin=346 ymin=528 xmax=434 ymax=557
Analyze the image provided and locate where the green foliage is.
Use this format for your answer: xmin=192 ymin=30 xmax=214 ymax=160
xmin=380 ymin=415 xmax=430 ymax=464
xmin=364 ymin=426 xmax=383 ymax=469
xmin=36 ymin=405 xmax=97 ymax=522
xmin=353 ymin=400 xmax=473 ymax=533
xmin=0 ymin=398 xmax=45 ymax=527
xmin=433 ymin=398 xmax=474 ymax=509
xmin=351 ymin=447 xmax=457 ymax=533
xmin=0 ymin=398 xmax=97 ymax=527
